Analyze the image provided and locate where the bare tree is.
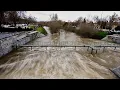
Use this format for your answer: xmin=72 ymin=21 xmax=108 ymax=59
xmin=83 ymin=18 xmax=86 ymax=23
xmin=50 ymin=13 xmax=58 ymax=21
xmin=78 ymin=17 xmax=83 ymax=22
xmin=0 ymin=11 xmax=38 ymax=27
xmin=74 ymin=17 xmax=83 ymax=26
xmin=4 ymin=11 xmax=27 ymax=26
xmin=93 ymin=16 xmax=100 ymax=24
xmin=26 ymin=15 xmax=37 ymax=24
xmin=93 ymin=15 xmax=109 ymax=29
xmin=0 ymin=11 xmax=6 ymax=27
xmin=17 ymin=11 xmax=26 ymax=18
xmin=7 ymin=11 xmax=19 ymax=26
xmin=109 ymin=12 xmax=119 ymax=27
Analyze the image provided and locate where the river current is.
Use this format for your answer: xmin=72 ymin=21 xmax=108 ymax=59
xmin=0 ymin=27 xmax=120 ymax=79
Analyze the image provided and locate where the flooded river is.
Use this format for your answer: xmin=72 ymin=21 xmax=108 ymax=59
xmin=0 ymin=27 xmax=120 ymax=79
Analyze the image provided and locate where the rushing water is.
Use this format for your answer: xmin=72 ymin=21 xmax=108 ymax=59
xmin=0 ymin=27 xmax=120 ymax=79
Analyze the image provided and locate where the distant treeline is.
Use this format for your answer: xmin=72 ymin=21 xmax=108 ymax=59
xmin=37 ymin=13 xmax=120 ymax=39
xmin=38 ymin=12 xmax=120 ymax=30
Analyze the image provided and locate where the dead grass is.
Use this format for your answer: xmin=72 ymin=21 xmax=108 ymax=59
xmin=48 ymin=21 xmax=63 ymax=34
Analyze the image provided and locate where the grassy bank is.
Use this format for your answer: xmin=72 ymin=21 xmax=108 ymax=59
xmin=28 ymin=25 xmax=48 ymax=35
xmin=36 ymin=27 xmax=47 ymax=35
xmin=94 ymin=31 xmax=108 ymax=39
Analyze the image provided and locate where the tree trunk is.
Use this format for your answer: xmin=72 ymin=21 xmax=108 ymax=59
xmin=14 ymin=22 xmax=16 ymax=27
xmin=13 ymin=18 xmax=16 ymax=27
xmin=0 ymin=11 xmax=4 ymax=28
xmin=0 ymin=21 xmax=1 ymax=28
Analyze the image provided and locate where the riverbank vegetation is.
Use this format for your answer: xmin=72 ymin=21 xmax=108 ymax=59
xmin=1 ymin=11 xmax=120 ymax=39
xmin=48 ymin=22 xmax=108 ymax=39
xmin=43 ymin=12 xmax=120 ymax=39
xmin=0 ymin=11 xmax=49 ymax=35
xmin=36 ymin=26 xmax=47 ymax=35
xmin=48 ymin=21 xmax=63 ymax=34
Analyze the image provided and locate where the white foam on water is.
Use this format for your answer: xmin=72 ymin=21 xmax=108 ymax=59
xmin=0 ymin=30 xmax=119 ymax=79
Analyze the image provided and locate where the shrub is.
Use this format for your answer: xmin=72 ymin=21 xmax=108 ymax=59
xmin=48 ymin=22 xmax=108 ymax=40
xmin=63 ymin=24 xmax=76 ymax=32
xmin=115 ymin=26 xmax=120 ymax=30
xmin=48 ymin=21 xmax=62 ymax=34
xmin=75 ymin=24 xmax=98 ymax=38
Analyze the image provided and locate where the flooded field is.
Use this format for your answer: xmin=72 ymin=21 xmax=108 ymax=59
xmin=0 ymin=27 xmax=120 ymax=79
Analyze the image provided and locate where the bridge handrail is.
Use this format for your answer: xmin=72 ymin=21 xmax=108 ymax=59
xmin=19 ymin=45 xmax=120 ymax=47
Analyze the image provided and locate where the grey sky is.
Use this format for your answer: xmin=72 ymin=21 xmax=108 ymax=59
xmin=26 ymin=11 xmax=120 ymax=22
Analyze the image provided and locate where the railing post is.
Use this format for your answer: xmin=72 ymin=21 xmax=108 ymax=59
xmin=103 ymin=47 xmax=105 ymax=52
xmin=91 ymin=48 xmax=93 ymax=54
xmin=96 ymin=50 xmax=97 ymax=54
xmin=87 ymin=46 xmax=89 ymax=51
xmin=16 ymin=45 xmax=18 ymax=50
xmin=114 ymin=47 xmax=116 ymax=50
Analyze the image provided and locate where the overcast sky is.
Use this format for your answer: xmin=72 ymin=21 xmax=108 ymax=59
xmin=26 ymin=11 xmax=120 ymax=22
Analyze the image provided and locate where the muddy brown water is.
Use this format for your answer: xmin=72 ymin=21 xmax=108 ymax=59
xmin=0 ymin=27 xmax=120 ymax=79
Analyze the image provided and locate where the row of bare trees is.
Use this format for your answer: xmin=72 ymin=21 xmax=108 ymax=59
xmin=71 ymin=12 xmax=120 ymax=29
xmin=93 ymin=12 xmax=120 ymax=29
xmin=66 ymin=12 xmax=120 ymax=29
xmin=0 ymin=11 xmax=37 ymax=28
xmin=38 ymin=12 xmax=120 ymax=30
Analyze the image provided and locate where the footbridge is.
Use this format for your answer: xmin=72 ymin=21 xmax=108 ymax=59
xmin=16 ymin=44 xmax=120 ymax=54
